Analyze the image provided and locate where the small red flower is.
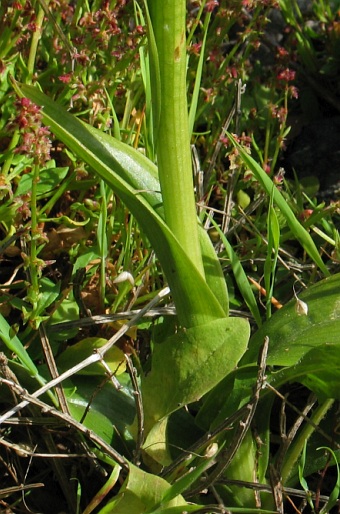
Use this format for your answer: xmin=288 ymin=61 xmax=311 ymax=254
xmin=277 ymin=68 xmax=296 ymax=82
xmin=59 ymin=73 xmax=72 ymax=84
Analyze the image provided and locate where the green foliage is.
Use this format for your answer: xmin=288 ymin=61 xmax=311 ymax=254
xmin=141 ymin=317 xmax=249 ymax=433
xmin=1 ymin=0 xmax=340 ymax=512
xmin=245 ymin=273 xmax=340 ymax=366
xmin=98 ymin=464 xmax=186 ymax=513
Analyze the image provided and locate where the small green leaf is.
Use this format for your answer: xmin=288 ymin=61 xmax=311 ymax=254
xmin=15 ymin=165 xmax=69 ymax=196
xmin=318 ymin=447 xmax=340 ymax=514
xmin=209 ymin=217 xmax=261 ymax=326
xmin=269 ymin=343 xmax=340 ymax=400
xmin=142 ymin=0 xmax=161 ymax=147
xmin=0 ymin=313 xmax=41 ymax=378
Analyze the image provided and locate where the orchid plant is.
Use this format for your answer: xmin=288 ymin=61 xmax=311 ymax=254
xmin=2 ymin=0 xmax=340 ymax=512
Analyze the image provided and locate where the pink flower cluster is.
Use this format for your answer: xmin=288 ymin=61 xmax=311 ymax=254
xmin=12 ymin=98 xmax=52 ymax=165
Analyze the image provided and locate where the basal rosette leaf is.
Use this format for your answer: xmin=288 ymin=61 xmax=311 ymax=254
xmin=142 ymin=317 xmax=250 ymax=434
xmin=243 ymin=273 xmax=340 ymax=366
xmin=97 ymin=464 xmax=186 ymax=514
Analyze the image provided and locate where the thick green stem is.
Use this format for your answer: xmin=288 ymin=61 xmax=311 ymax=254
xmin=148 ymin=0 xmax=205 ymax=278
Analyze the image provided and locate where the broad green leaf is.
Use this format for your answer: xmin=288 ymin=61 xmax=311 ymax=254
xmin=13 ymin=82 xmax=228 ymax=329
xmin=98 ymin=464 xmax=186 ymax=514
xmin=269 ymin=343 xmax=340 ymax=400
xmin=228 ymin=133 xmax=330 ymax=277
xmin=15 ymin=165 xmax=69 ymax=196
xmin=243 ymin=273 xmax=340 ymax=366
xmin=142 ymin=317 xmax=250 ymax=433
xmin=56 ymin=337 xmax=126 ymax=376
xmin=221 ymin=430 xmax=259 ymax=508
xmin=65 ymin=374 xmax=135 ymax=445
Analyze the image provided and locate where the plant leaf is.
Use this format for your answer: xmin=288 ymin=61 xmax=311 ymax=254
xmin=65 ymin=374 xmax=135 ymax=445
xmin=228 ymin=133 xmax=330 ymax=277
xmin=0 ymin=313 xmax=42 ymax=381
xmin=242 ymin=273 xmax=340 ymax=366
xmin=142 ymin=316 xmax=250 ymax=433
xmin=56 ymin=337 xmax=126 ymax=376
xmin=97 ymin=464 xmax=186 ymax=514
xmin=142 ymin=0 xmax=161 ymax=148
xmin=269 ymin=343 xmax=340 ymax=400
xmin=13 ymin=82 xmax=228 ymax=328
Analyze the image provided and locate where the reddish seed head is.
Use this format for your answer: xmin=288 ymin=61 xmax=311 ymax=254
xmin=59 ymin=73 xmax=73 ymax=84
xmin=205 ymin=0 xmax=219 ymax=12
xmin=277 ymin=68 xmax=296 ymax=82
xmin=300 ymin=209 xmax=313 ymax=220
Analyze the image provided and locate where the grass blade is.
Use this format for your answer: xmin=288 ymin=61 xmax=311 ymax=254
xmin=209 ymin=217 xmax=262 ymax=327
xmin=228 ymin=133 xmax=330 ymax=276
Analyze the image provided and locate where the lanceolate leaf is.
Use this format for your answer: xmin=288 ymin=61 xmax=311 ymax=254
xmin=243 ymin=273 xmax=340 ymax=366
xmin=13 ymin=82 xmax=228 ymax=328
xmin=0 ymin=313 xmax=45 ymax=385
xmin=269 ymin=343 xmax=340 ymax=400
xmin=228 ymin=133 xmax=330 ymax=277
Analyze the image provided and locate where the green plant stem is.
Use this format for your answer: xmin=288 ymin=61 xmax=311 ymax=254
xmin=281 ymin=398 xmax=334 ymax=485
xmin=1 ymin=131 xmax=21 ymax=177
xmin=27 ymin=2 xmax=46 ymax=81
xmin=147 ymin=0 xmax=205 ymax=278
xmin=98 ymin=181 xmax=109 ymax=311
xmin=29 ymin=162 xmax=40 ymax=312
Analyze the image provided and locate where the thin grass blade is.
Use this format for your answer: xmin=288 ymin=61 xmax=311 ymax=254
xmin=228 ymin=133 xmax=330 ymax=276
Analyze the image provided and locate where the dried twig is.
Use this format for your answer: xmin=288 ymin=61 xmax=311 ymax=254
xmin=0 ymin=377 xmax=129 ymax=471
xmin=0 ymin=483 xmax=44 ymax=500
xmin=275 ymin=392 xmax=317 ymax=473
xmin=0 ymin=286 xmax=170 ymax=424
xmin=39 ymin=323 xmax=70 ymax=414
xmin=216 ymin=478 xmax=340 ymax=506
xmin=125 ymin=354 xmax=144 ymax=466
xmin=265 ymin=383 xmax=337 ymax=448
